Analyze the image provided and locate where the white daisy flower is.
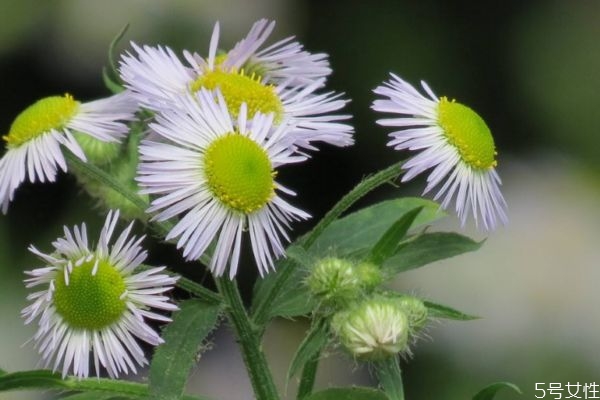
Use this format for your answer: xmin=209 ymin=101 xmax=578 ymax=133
xmin=0 ymin=92 xmax=137 ymax=213
xmin=206 ymin=18 xmax=331 ymax=88
xmin=119 ymin=21 xmax=353 ymax=151
xmin=372 ymin=73 xmax=507 ymax=230
xmin=21 ymin=210 xmax=178 ymax=379
xmin=137 ymin=89 xmax=310 ymax=278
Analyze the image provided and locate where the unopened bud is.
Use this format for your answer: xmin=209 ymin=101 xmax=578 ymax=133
xmin=395 ymin=295 xmax=428 ymax=333
xmin=332 ymin=297 xmax=409 ymax=360
xmin=307 ymin=257 xmax=362 ymax=307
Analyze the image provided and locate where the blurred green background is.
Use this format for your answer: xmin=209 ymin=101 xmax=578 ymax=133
xmin=1 ymin=0 xmax=599 ymax=399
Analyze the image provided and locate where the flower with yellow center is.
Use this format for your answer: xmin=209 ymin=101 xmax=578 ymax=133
xmin=119 ymin=20 xmax=354 ymax=151
xmin=0 ymin=92 xmax=136 ymax=213
xmin=21 ymin=210 xmax=178 ymax=378
xmin=372 ymin=74 xmax=507 ymax=230
xmin=137 ymin=89 xmax=310 ymax=278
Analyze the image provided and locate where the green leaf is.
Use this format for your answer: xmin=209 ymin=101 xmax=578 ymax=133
xmin=62 ymin=393 xmax=128 ymax=400
xmin=287 ymin=319 xmax=329 ymax=385
xmin=383 ymin=232 xmax=482 ymax=275
xmin=367 ymin=206 xmax=423 ymax=265
xmin=0 ymin=370 xmax=208 ymax=399
xmin=252 ymin=246 xmax=316 ymax=320
xmin=473 ymin=382 xmax=522 ymax=399
xmin=305 ymin=387 xmax=389 ymax=400
xmin=424 ymin=300 xmax=480 ymax=321
xmin=251 ymin=163 xmax=406 ymax=327
xmin=102 ymin=67 xmax=124 ymax=94
xmin=308 ymin=198 xmax=443 ymax=259
xmin=149 ymin=299 xmax=222 ymax=400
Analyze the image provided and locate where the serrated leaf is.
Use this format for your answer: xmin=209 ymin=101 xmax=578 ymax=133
xmin=308 ymin=198 xmax=444 ymax=259
xmin=149 ymin=299 xmax=222 ymax=400
xmin=424 ymin=300 xmax=480 ymax=321
xmin=305 ymin=387 xmax=389 ymax=400
xmin=367 ymin=206 xmax=423 ymax=265
xmin=473 ymin=382 xmax=522 ymax=399
xmin=383 ymin=232 xmax=482 ymax=275
xmin=287 ymin=320 xmax=329 ymax=386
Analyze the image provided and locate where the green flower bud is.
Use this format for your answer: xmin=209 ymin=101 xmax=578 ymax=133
xmin=72 ymin=131 xmax=121 ymax=166
xmin=307 ymin=257 xmax=362 ymax=307
xmin=395 ymin=295 xmax=428 ymax=334
xmin=354 ymin=261 xmax=384 ymax=291
xmin=332 ymin=297 xmax=409 ymax=360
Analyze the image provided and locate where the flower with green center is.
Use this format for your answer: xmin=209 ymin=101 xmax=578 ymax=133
xmin=372 ymin=74 xmax=507 ymax=230
xmin=137 ymin=89 xmax=310 ymax=278
xmin=0 ymin=92 xmax=136 ymax=213
xmin=119 ymin=20 xmax=354 ymax=151
xmin=21 ymin=210 xmax=178 ymax=378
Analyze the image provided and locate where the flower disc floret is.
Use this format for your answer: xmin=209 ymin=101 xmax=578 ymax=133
xmin=3 ymin=95 xmax=79 ymax=148
xmin=438 ymin=97 xmax=497 ymax=170
xmin=204 ymin=133 xmax=275 ymax=213
xmin=191 ymin=69 xmax=284 ymax=122
xmin=53 ymin=259 xmax=126 ymax=330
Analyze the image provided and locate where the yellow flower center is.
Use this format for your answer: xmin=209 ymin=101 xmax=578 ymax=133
xmin=53 ymin=258 xmax=126 ymax=330
xmin=437 ymin=97 xmax=497 ymax=170
xmin=204 ymin=133 xmax=275 ymax=214
xmin=3 ymin=94 xmax=79 ymax=148
xmin=190 ymin=69 xmax=284 ymax=123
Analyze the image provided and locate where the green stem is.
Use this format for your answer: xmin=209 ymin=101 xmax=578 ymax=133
xmin=375 ymin=356 xmax=405 ymax=400
xmin=215 ymin=277 xmax=280 ymax=400
xmin=251 ymin=161 xmax=404 ymax=327
xmin=296 ymin=352 xmax=320 ymax=399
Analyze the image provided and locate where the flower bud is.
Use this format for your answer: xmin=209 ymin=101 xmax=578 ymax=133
xmin=73 ymin=131 xmax=121 ymax=166
xmin=307 ymin=257 xmax=362 ymax=307
xmin=395 ymin=295 xmax=428 ymax=334
xmin=354 ymin=261 xmax=383 ymax=291
xmin=332 ymin=297 xmax=409 ymax=360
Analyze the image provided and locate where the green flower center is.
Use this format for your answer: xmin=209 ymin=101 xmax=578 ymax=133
xmin=204 ymin=133 xmax=275 ymax=213
xmin=53 ymin=258 xmax=126 ymax=330
xmin=190 ymin=69 xmax=284 ymax=123
xmin=437 ymin=97 xmax=497 ymax=169
xmin=3 ymin=94 xmax=79 ymax=148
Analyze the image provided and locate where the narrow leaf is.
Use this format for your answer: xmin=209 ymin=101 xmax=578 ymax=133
xmin=62 ymin=393 xmax=126 ymax=400
xmin=107 ymin=24 xmax=129 ymax=83
xmin=305 ymin=387 xmax=389 ymax=400
xmin=367 ymin=206 xmax=423 ymax=265
xmin=149 ymin=299 xmax=222 ymax=400
xmin=0 ymin=370 xmax=208 ymax=399
xmin=287 ymin=319 xmax=329 ymax=385
xmin=309 ymin=198 xmax=443 ymax=259
xmin=383 ymin=232 xmax=482 ymax=275
xmin=424 ymin=300 xmax=480 ymax=321
xmin=473 ymin=382 xmax=522 ymax=399
xmin=102 ymin=67 xmax=124 ymax=94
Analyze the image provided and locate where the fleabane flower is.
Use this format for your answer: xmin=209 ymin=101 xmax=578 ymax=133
xmin=21 ymin=210 xmax=178 ymax=379
xmin=119 ymin=21 xmax=353 ymax=151
xmin=204 ymin=18 xmax=331 ymax=88
xmin=372 ymin=74 xmax=507 ymax=230
xmin=0 ymin=92 xmax=136 ymax=213
xmin=137 ymin=89 xmax=310 ymax=278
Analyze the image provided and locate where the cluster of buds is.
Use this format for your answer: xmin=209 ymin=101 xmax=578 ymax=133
xmin=307 ymin=256 xmax=429 ymax=360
